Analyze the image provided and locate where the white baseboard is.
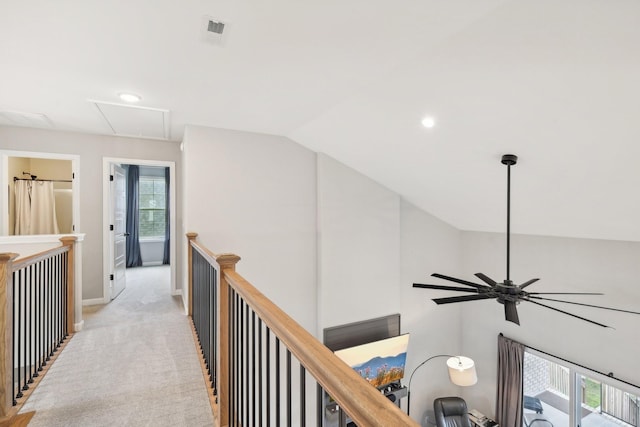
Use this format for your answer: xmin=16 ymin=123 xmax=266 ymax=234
xmin=82 ymin=297 xmax=106 ymax=306
xmin=171 ymin=289 xmax=182 ymax=296
xmin=74 ymin=320 xmax=84 ymax=332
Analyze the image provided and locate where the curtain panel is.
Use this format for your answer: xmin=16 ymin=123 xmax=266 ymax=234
xmin=14 ymin=180 xmax=60 ymax=235
xmin=125 ymin=165 xmax=143 ymax=267
xmin=496 ymin=333 xmax=524 ymax=427
xmin=162 ymin=167 xmax=170 ymax=265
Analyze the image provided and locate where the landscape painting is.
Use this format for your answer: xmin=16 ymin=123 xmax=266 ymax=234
xmin=334 ymin=334 xmax=410 ymax=388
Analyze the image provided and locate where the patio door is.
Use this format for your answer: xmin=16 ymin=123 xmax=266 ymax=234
xmin=523 ymin=350 xmax=640 ymax=427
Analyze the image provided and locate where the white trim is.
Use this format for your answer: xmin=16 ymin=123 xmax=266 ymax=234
xmin=82 ymin=298 xmax=106 ymax=306
xmin=74 ymin=320 xmax=85 ymax=332
xmin=171 ymin=289 xmax=182 ymax=296
xmin=102 ymin=157 xmax=177 ymax=303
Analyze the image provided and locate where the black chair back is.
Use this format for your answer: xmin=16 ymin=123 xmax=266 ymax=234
xmin=433 ymin=396 xmax=472 ymax=427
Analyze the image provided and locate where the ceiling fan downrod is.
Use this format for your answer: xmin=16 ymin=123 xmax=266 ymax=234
xmin=501 ymin=154 xmax=517 ymax=283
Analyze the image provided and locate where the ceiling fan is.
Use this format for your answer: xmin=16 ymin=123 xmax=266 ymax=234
xmin=413 ymin=154 xmax=640 ymax=328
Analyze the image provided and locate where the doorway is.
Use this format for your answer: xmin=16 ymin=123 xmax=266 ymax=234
xmin=102 ymin=157 xmax=177 ymax=304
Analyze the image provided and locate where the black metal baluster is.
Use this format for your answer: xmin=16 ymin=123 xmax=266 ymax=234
xmin=63 ymin=252 xmax=68 ymax=338
xmin=34 ymin=262 xmax=40 ymax=377
xmin=38 ymin=261 xmax=43 ymax=371
xmin=22 ymin=266 xmax=28 ymax=391
xmin=266 ymin=328 xmax=271 ymax=427
xmin=300 ymin=365 xmax=306 ymax=427
xmin=16 ymin=269 xmax=23 ymax=397
xmin=316 ymin=384 xmax=323 ymax=427
xmin=252 ymin=311 xmax=256 ymax=427
xmin=275 ymin=337 xmax=280 ymax=426
xmin=286 ymin=350 xmax=292 ymax=427
xmin=244 ymin=301 xmax=250 ymax=427
xmin=238 ymin=297 xmax=242 ymax=425
xmin=56 ymin=254 xmax=61 ymax=348
xmin=11 ymin=271 xmax=17 ymax=405
xmin=258 ymin=318 xmax=263 ymax=427
xmin=47 ymin=257 xmax=52 ymax=360
xmin=53 ymin=255 xmax=58 ymax=350
xmin=232 ymin=290 xmax=239 ymax=427
xmin=26 ymin=265 xmax=33 ymax=385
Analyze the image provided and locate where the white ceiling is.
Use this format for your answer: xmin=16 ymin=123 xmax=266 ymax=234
xmin=2 ymin=1 xmax=640 ymax=242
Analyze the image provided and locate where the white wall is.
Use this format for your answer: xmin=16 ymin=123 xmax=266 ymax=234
xmin=182 ymin=125 xmax=318 ymax=332
xmin=182 ymin=127 xmax=471 ymax=424
xmin=317 ymin=153 xmax=401 ymax=331
xmin=0 ymin=126 xmax=181 ymax=300
xmin=400 ymin=200 xmax=465 ymax=423
xmin=460 ymin=231 xmax=640 ymax=418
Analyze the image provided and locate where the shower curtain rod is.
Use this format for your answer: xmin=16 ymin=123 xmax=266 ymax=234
xmin=14 ymin=177 xmax=72 ymax=183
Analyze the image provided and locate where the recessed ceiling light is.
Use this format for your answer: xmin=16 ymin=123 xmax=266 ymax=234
xmin=119 ymin=93 xmax=142 ymax=103
xmin=421 ymin=116 xmax=436 ymax=129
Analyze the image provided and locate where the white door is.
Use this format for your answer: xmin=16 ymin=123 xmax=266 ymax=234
xmin=111 ymin=164 xmax=127 ymax=300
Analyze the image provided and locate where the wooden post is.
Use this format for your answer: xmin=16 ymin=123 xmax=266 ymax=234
xmin=59 ymin=236 xmax=77 ymax=334
xmin=186 ymin=233 xmax=198 ymax=317
xmin=216 ymin=253 xmax=240 ymax=427
xmin=0 ymin=253 xmax=18 ymax=418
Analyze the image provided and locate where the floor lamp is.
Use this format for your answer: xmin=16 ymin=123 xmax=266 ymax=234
xmin=406 ymin=354 xmax=477 ymax=416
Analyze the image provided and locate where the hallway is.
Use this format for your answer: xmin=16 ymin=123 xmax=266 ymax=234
xmin=19 ymin=266 xmax=215 ymax=427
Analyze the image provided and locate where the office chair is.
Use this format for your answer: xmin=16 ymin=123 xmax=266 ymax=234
xmin=433 ymin=396 xmax=472 ymax=427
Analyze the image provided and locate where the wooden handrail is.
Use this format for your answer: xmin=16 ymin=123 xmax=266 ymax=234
xmin=187 ymin=234 xmax=418 ymax=426
xmin=224 ymin=269 xmax=417 ymax=426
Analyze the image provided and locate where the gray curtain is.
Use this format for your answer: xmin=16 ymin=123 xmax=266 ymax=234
xmin=126 ymin=165 xmax=143 ymax=267
xmin=162 ymin=167 xmax=170 ymax=265
xmin=495 ymin=334 xmax=524 ymax=427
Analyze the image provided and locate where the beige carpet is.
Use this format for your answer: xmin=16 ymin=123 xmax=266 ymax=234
xmin=19 ymin=265 xmax=215 ymax=427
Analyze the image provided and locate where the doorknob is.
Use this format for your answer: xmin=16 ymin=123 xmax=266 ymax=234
xmin=124 ymin=232 xmax=130 ymax=236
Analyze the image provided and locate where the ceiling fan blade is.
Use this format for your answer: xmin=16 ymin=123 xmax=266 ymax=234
xmin=525 ymin=299 xmax=610 ymax=328
xmin=528 ymin=292 xmax=603 ymax=295
xmin=519 ymin=278 xmax=540 ymax=289
xmin=474 ymin=273 xmax=497 ymax=287
xmin=433 ymin=294 xmax=496 ymax=305
xmin=528 ymin=296 xmax=640 ymax=315
xmin=413 ymin=283 xmax=479 ymax=293
xmin=431 ymin=273 xmax=490 ymax=290
xmin=504 ymin=301 xmax=520 ymax=325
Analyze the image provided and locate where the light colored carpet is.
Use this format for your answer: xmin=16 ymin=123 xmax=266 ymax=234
xmin=19 ymin=265 xmax=215 ymax=427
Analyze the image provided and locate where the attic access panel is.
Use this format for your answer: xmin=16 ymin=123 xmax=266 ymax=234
xmin=90 ymin=100 xmax=170 ymax=140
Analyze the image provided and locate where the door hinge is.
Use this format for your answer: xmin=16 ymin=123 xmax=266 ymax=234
xmin=72 ymin=224 xmax=75 ymax=231
xmin=110 ymin=224 xmax=114 ymax=231
xmin=109 ymin=274 xmax=114 ymax=281
xmin=72 ymin=172 xmax=75 ymax=179
xmin=110 ymin=174 xmax=114 ymax=181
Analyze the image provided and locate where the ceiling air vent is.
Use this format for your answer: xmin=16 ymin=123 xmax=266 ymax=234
xmin=208 ymin=20 xmax=225 ymax=34
xmin=202 ymin=15 xmax=228 ymax=45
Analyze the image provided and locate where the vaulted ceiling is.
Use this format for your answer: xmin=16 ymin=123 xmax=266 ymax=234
xmin=2 ymin=1 xmax=640 ymax=241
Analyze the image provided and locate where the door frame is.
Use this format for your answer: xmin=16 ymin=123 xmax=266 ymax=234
xmin=102 ymin=157 xmax=177 ymax=303
xmin=0 ymin=149 xmax=80 ymax=235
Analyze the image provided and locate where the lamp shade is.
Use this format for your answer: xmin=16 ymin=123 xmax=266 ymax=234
xmin=446 ymin=356 xmax=477 ymax=386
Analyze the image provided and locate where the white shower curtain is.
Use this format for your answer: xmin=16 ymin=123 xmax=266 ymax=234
xmin=14 ymin=180 xmax=60 ymax=235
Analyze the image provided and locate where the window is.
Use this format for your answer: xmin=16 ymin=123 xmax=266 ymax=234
xmin=523 ymin=351 xmax=639 ymax=427
xmin=138 ymin=176 xmax=165 ymax=238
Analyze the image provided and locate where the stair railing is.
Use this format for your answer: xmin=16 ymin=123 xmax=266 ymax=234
xmin=187 ymin=232 xmax=417 ymax=427
xmin=0 ymin=236 xmax=76 ymax=420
